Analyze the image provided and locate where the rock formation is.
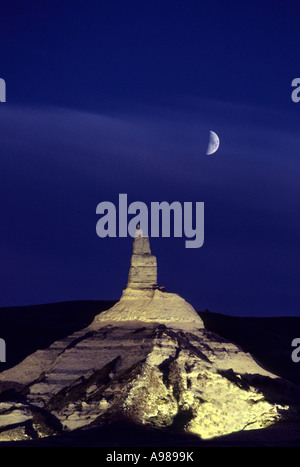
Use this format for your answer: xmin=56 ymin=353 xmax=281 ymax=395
xmin=0 ymin=233 xmax=299 ymax=443
xmin=127 ymin=228 xmax=158 ymax=290
xmin=95 ymin=231 xmax=204 ymax=329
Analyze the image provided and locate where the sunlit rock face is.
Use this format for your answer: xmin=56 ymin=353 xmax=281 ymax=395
xmin=0 ymin=324 xmax=293 ymax=441
xmin=127 ymin=233 xmax=157 ymax=290
xmin=0 ymin=234 xmax=297 ymax=442
xmin=94 ymin=289 xmax=204 ymax=330
xmin=95 ymin=233 xmax=204 ymax=329
xmin=54 ymin=326 xmax=289 ymax=439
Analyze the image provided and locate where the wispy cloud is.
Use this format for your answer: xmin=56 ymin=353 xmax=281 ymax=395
xmin=0 ymin=100 xmax=299 ymax=313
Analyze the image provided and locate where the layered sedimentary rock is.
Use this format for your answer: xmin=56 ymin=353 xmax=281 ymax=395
xmin=97 ymin=232 xmax=204 ymax=329
xmin=95 ymin=288 xmax=203 ymax=329
xmin=0 ymin=234 xmax=298 ymax=442
xmin=127 ymin=232 xmax=157 ymax=290
xmin=0 ymin=323 xmax=296 ymax=441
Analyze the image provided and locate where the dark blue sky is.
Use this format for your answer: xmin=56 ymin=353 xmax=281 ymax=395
xmin=0 ymin=1 xmax=299 ymax=317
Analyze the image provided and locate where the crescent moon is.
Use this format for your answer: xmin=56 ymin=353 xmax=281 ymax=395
xmin=206 ymin=130 xmax=220 ymax=155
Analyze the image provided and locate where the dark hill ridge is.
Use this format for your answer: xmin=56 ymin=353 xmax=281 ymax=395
xmin=0 ymin=300 xmax=299 ymax=386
